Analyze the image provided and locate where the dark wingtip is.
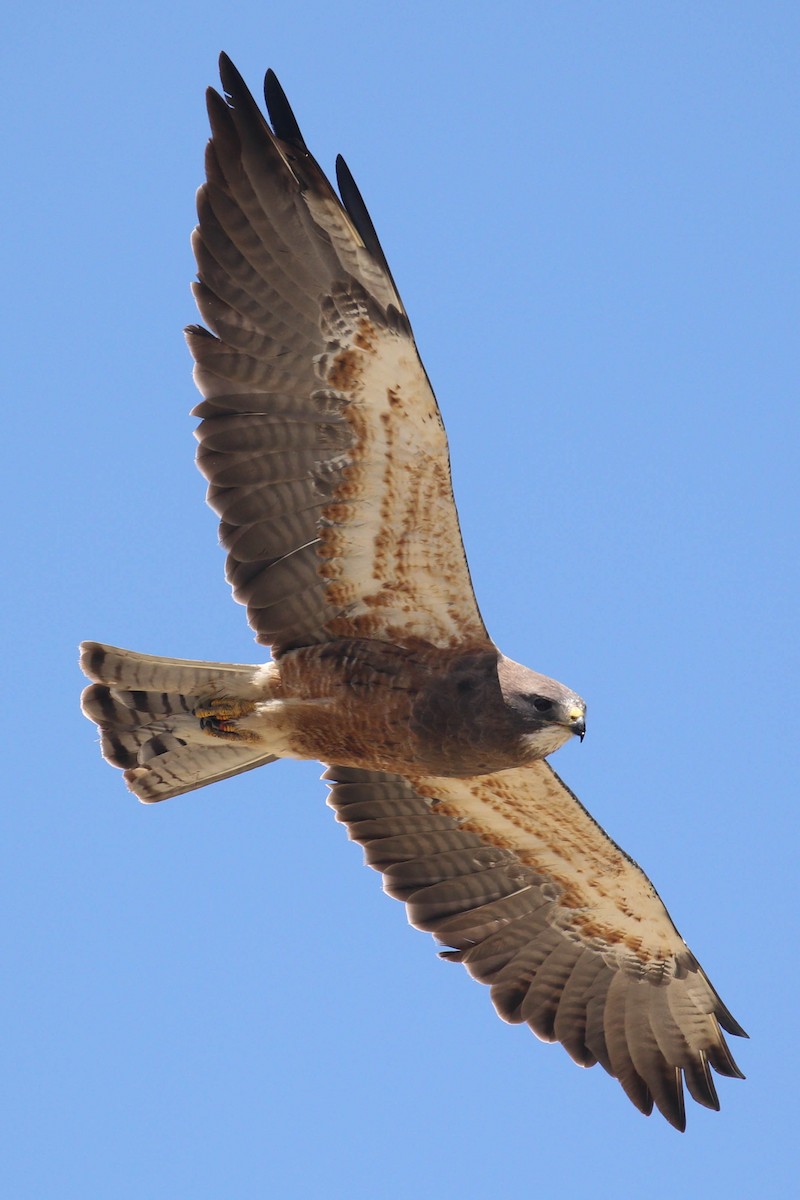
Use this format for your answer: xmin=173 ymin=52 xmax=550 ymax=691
xmin=264 ymin=68 xmax=307 ymax=150
xmin=218 ymin=52 xmax=248 ymax=102
xmin=669 ymin=1111 xmax=688 ymax=1134
xmin=335 ymin=154 xmax=403 ymax=306
xmin=720 ymin=1011 xmax=749 ymax=1040
xmin=184 ymin=322 xmax=215 ymax=340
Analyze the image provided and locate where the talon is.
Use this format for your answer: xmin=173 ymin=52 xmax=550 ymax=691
xmin=199 ymin=714 xmax=237 ymax=734
xmin=194 ymin=697 xmax=257 ymax=741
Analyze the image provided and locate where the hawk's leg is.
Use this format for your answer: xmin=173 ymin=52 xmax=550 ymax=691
xmin=194 ymin=698 xmax=258 ymax=741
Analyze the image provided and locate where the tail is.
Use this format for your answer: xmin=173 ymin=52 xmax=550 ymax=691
xmin=80 ymin=641 xmax=278 ymax=803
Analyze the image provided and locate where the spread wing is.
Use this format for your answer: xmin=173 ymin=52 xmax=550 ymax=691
xmin=324 ymin=762 xmax=746 ymax=1130
xmin=188 ymin=56 xmax=488 ymax=656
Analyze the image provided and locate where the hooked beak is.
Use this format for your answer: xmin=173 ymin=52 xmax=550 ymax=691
xmin=566 ymin=706 xmax=586 ymax=742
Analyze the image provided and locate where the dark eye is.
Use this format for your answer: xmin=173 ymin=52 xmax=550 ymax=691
xmin=530 ymin=696 xmax=554 ymax=713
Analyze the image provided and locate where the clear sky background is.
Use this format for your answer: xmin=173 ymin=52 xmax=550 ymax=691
xmin=4 ymin=2 xmax=798 ymax=1195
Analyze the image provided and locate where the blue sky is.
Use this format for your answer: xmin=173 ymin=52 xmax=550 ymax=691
xmin=4 ymin=1 xmax=798 ymax=1194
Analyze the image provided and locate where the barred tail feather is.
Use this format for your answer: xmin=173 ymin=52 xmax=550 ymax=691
xmin=80 ymin=641 xmax=277 ymax=803
xmin=80 ymin=641 xmax=265 ymax=696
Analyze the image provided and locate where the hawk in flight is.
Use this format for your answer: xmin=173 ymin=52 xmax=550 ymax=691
xmin=81 ymin=55 xmax=745 ymax=1129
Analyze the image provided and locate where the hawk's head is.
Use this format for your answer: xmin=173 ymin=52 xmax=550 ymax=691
xmin=498 ymin=657 xmax=586 ymax=758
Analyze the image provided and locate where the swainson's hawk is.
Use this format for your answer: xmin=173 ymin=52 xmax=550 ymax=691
xmin=81 ymin=55 xmax=745 ymax=1130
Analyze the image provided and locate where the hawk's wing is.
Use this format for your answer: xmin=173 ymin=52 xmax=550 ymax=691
xmin=324 ymin=762 xmax=746 ymax=1130
xmin=188 ymin=56 xmax=489 ymax=655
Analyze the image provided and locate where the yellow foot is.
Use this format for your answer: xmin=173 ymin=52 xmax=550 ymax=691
xmin=194 ymin=697 xmax=258 ymax=742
